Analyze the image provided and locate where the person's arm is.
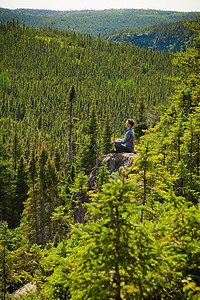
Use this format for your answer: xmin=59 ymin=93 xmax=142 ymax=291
xmin=116 ymin=131 xmax=131 ymax=144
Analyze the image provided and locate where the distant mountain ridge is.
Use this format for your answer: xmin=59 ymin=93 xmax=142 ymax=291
xmin=0 ymin=8 xmax=199 ymax=37
xmin=105 ymin=20 xmax=199 ymax=52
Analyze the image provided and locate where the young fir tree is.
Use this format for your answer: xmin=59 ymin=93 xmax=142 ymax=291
xmin=65 ymin=84 xmax=76 ymax=162
xmin=26 ymin=144 xmax=39 ymax=244
xmin=10 ymin=122 xmax=22 ymax=176
xmin=45 ymin=157 xmax=58 ymax=242
xmin=0 ymin=122 xmax=13 ymax=226
xmin=97 ymin=160 xmax=110 ymax=192
xmin=0 ymin=222 xmax=14 ymax=300
xmin=77 ymin=100 xmax=99 ymax=175
xmin=130 ymin=133 xmax=173 ymax=222
xmin=53 ymin=146 xmax=62 ymax=173
xmin=134 ymin=94 xmax=148 ymax=140
xmin=12 ymin=157 xmax=29 ymax=228
xmin=53 ymin=169 xmax=160 ymax=300
xmin=101 ymin=111 xmax=112 ymax=155
xmin=71 ymin=171 xmax=89 ymax=224
xmin=38 ymin=143 xmax=49 ymax=247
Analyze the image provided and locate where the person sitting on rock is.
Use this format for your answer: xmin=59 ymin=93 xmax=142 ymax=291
xmin=111 ymin=119 xmax=135 ymax=153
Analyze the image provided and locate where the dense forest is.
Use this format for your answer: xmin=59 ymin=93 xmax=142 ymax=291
xmin=105 ymin=19 xmax=199 ymax=52
xmin=0 ymin=13 xmax=200 ymax=300
xmin=0 ymin=8 xmax=199 ymax=36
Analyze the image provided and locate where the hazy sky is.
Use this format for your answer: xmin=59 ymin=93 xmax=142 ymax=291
xmin=0 ymin=0 xmax=200 ymax=12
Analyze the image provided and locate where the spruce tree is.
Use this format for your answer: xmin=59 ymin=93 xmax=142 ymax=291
xmin=0 ymin=123 xmax=13 ymax=226
xmin=0 ymin=222 xmax=13 ymax=300
xmin=77 ymin=100 xmax=99 ymax=175
xmin=11 ymin=122 xmax=22 ymax=176
xmin=38 ymin=143 xmax=49 ymax=247
xmin=12 ymin=157 xmax=29 ymax=228
xmin=134 ymin=94 xmax=148 ymax=140
xmin=101 ymin=111 xmax=112 ymax=155
xmin=27 ymin=144 xmax=39 ymax=244
xmin=65 ymin=85 xmax=76 ymax=162
xmin=45 ymin=157 xmax=58 ymax=241
xmin=66 ymin=169 xmax=159 ymax=299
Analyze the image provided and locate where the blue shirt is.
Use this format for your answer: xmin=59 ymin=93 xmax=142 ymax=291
xmin=116 ymin=128 xmax=135 ymax=152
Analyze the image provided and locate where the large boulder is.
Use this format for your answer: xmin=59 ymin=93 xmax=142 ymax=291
xmin=11 ymin=283 xmax=36 ymax=298
xmin=88 ymin=152 xmax=138 ymax=189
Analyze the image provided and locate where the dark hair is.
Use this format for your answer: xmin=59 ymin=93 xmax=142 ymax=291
xmin=128 ymin=119 xmax=134 ymax=127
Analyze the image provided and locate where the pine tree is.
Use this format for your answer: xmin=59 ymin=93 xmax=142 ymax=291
xmin=53 ymin=146 xmax=62 ymax=173
xmin=27 ymin=144 xmax=39 ymax=244
xmin=97 ymin=160 xmax=110 ymax=192
xmin=45 ymin=158 xmax=58 ymax=241
xmin=101 ymin=111 xmax=112 ymax=155
xmin=65 ymin=85 xmax=76 ymax=162
xmin=71 ymin=171 xmax=88 ymax=224
xmin=12 ymin=157 xmax=29 ymax=228
xmin=11 ymin=122 xmax=22 ymax=176
xmin=134 ymin=94 xmax=148 ymax=140
xmin=38 ymin=143 xmax=49 ymax=247
xmin=0 ymin=122 xmax=13 ymax=226
xmin=0 ymin=222 xmax=14 ymax=300
xmin=66 ymin=169 xmax=159 ymax=299
xmin=77 ymin=100 xmax=99 ymax=175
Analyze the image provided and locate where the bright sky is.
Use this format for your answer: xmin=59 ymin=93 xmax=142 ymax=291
xmin=0 ymin=0 xmax=200 ymax=12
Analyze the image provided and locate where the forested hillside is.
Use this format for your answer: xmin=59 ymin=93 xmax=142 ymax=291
xmin=0 ymin=19 xmax=175 ymax=159
xmin=0 ymin=16 xmax=200 ymax=299
xmin=0 ymin=7 xmax=198 ymax=36
xmin=105 ymin=18 xmax=199 ymax=52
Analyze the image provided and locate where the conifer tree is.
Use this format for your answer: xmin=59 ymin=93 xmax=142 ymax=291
xmin=101 ymin=111 xmax=112 ymax=155
xmin=0 ymin=122 xmax=13 ymax=226
xmin=12 ymin=157 xmax=29 ymax=228
xmin=97 ymin=160 xmax=110 ymax=192
xmin=53 ymin=146 xmax=62 ymax=173
xmin=11 ymin=122 xmax=22 ymax=176
xmin=134 ymin=94 xmax=148 ymax=140
xmin=27 ymin=144 xmax=39 ymax=244
xmin=65 ymin=85 xmax=76 ymax=162
xmin=0 ymin=222 xmax=13 ymax=300
xmin=45 ymin=158 xmax=58 ymax=241
xmin=64 ymin=169 xmax=159 ymax=299
xmin=38 ymin=143 xmax=49 ymax=247
xmin=71 ymin=171 xmax=88 ymax=224
xmin=77 ymin=100 xmax=99 ymax=174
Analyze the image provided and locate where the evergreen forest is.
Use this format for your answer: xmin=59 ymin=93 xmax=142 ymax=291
xmin=104 ymin=19 xmax=199 ymax=52
xmin=0 ymin=12 xmax=200 ymax=300
xmin=0 ymin=8 xmax=198 ymax=36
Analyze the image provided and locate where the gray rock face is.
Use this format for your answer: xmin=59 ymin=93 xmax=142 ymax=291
xmin=88 ymin=152 xmax=138 ymax=189
xmin=12 ymin=283 xmax=36 ymax=298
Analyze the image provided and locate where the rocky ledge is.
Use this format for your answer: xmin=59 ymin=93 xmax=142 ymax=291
xmin=88 ymin=152 xmax=138 ymax=189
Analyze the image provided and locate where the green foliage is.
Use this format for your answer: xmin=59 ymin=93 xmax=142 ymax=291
xmin=0 ymin=8 xmax=198 ymax=37
xmin=65 ymin=85 xmax=76 ymax=162
xmin=0 ymin=119 xmax=13 ymax=225
xmin=0 ymin=20 xmax=176 ymax=163
xmin=32 ymin=171 xmax=200 ymax=299
xmin=77 ymin=101 xmax=99 ymax=174
xmin=0 ymin=15 xmax=200 ymax=300
xmin=12 ymin=157 xmax=29 ymax=228
xmin=101 ymin=111 xmax=113 ymax=155
xmin=97 ymin=160 xmax=110 ymax=192
xmin=134 ymin=94 xmax=148 ymax=139
xmin=0 ymin=222 xmax=14 ymax=299
xmin=105 ymin=18 xmax=199 ymax=52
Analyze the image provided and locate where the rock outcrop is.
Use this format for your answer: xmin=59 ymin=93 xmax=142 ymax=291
xmin=88 ymin=152 xmax=138 ymax=189
xmin=11 ymin=283 xmax=36 ymax=298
